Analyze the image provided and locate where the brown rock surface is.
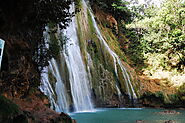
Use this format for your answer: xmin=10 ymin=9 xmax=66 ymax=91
xmin=158 ymin=110 xmax=180 ymax=115
xmin=4 ymin=90 xmax=75 ymax=123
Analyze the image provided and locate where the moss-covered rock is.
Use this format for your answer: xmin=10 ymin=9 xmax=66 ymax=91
xmin=140 ymin=91 xmax=165 ymax=107
xmin=0 ymin=96 xmax=20 ymax=116
xmin=75 ymin=3 xmax=140 ymax=107
xmin=140 ymin=88 xmax=185 ymax=108
xmin=0 ymin=96 xmax=28 ymax=123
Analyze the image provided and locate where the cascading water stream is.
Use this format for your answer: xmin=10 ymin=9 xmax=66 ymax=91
xmin=62 ymin=3 xmax=94 ymax=112
xmin=40 ymin=0 xmax=137 ymax=114
xmin=40 ymin=67 xmax=60 ymax=111
xmin=82 ymin=0 xmax=137 ymax=99
xmin=40 ymin=3 xmax=94 ymax=113
xmin=40 ymin=28 xmax=69 ymax=113
xmin=49 ymin=59 xmax=69 ymax=112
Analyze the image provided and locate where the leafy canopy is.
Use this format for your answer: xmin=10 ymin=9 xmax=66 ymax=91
xmin=127 ymin=0 xmax=185 ymax=72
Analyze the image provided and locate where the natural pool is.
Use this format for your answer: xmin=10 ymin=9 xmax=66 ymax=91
xmin=70 ymin=108 xmax=185 ymax=123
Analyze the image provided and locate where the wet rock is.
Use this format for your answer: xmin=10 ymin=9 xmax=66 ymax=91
xmin=10 ymin=90 xmax=76 ymax=123
xmin=164 ymin=120 xmax=176 ymax=123
xmin=13 ymin=114 xmax=28 ymax=123
xmin=0 ymin=96 xmax=30 ymax=123
xmin=72 ymin=120 xmax=77 ymax=123
xmin=158 ymin=110 xmax=180 ymax=115
xmin=136 ymin=120 xmax=145 ymax=123
xmin=50 ymin=112 xmax=75 ymax=123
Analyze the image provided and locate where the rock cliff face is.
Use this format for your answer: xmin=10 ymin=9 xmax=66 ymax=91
xmin=0 ymin=94 xmax=75 ymax=123
xmin=0 ymin=12 xmax=75 ymax=123
xmin=41 ymin=1 xmax=140 ymax=112
xmin=0 ymin=36 xmax=39 ymax=98
xmin=0 ymin=34 xmax=77 ymax=122
xmin=75 ymin=3 xmax=140 ymax=107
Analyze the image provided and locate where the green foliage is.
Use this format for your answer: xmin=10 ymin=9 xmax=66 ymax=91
xmin=74 ymin=0 xmax=82 ymax=13
xmin=0 ymin=96 xmax=29 ymax=123
xmin=127 ymin=0 xmax=185 ymax=72
xmin=176 ymin=84 xmax=185 ymax=103
xmin=156 ymin=92 xmax=165 ymax=101
xmin=47 ymin=22 xmax=69 ymax=60
xmin=141 ymin=91 xmax=165 ymax=102
xmin=141 ymin=90 xmax=185 ymax=107
xmin=0 ymin=0 xmax=72 ymax=32
xmin=90 ymin=0 xmax=133 ymax=23
xmin=124 ymin=28 xmax=148 ymax=67
xmin=0 ymin=0 xmax=73 ymax=72
xmin=167 ymin=94 xmax=180 ymax=103
xmin=48 ymin=23 xmax=61 ymax=59
xmin=0 ymin=96 xmax=20 ymax=116
xmin=178 ymin=83 xmax=185 ymax=95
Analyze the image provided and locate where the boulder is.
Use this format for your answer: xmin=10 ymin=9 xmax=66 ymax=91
xmin=136 ymin=120 xmax=145 ymax=123
xmin=164 ymin=120 xmax=176 ymax=123
xmin=158 ymin=110 xmax=180 ymax=115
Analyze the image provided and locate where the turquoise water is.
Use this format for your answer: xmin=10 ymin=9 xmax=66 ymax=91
xmin=70 ymin=108 xmax=185 ymax=123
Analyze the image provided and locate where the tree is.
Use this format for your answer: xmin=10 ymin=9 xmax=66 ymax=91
xmin=0 ymin=0 xmax=73 ymax=71
xmin=90 ymin=0 xmax=132 ymax=23
xmin=127 ymin=0 xmax=185 ymax=71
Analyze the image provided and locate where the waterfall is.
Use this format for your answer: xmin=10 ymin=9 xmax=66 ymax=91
xmin=40 ymin=3 xmax=94 ymax=113
xmin=40 ymin=67 xmax=60 ymax=111
xmin=40 ymin=0 xmax=138 ymax=113
xmin=62 ymin=3 xmax=93 ymax=112
xmin=40 ymin=27 xmax=70 ymax=113
xmin=49 ymin=59 xmax=69 ymax=112
xmin=82 ymin=0 xmax=137 ymax=99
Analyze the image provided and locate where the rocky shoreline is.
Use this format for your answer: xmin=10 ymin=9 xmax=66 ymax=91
xmin=0 ymin=89 xmax=76 ymax=123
